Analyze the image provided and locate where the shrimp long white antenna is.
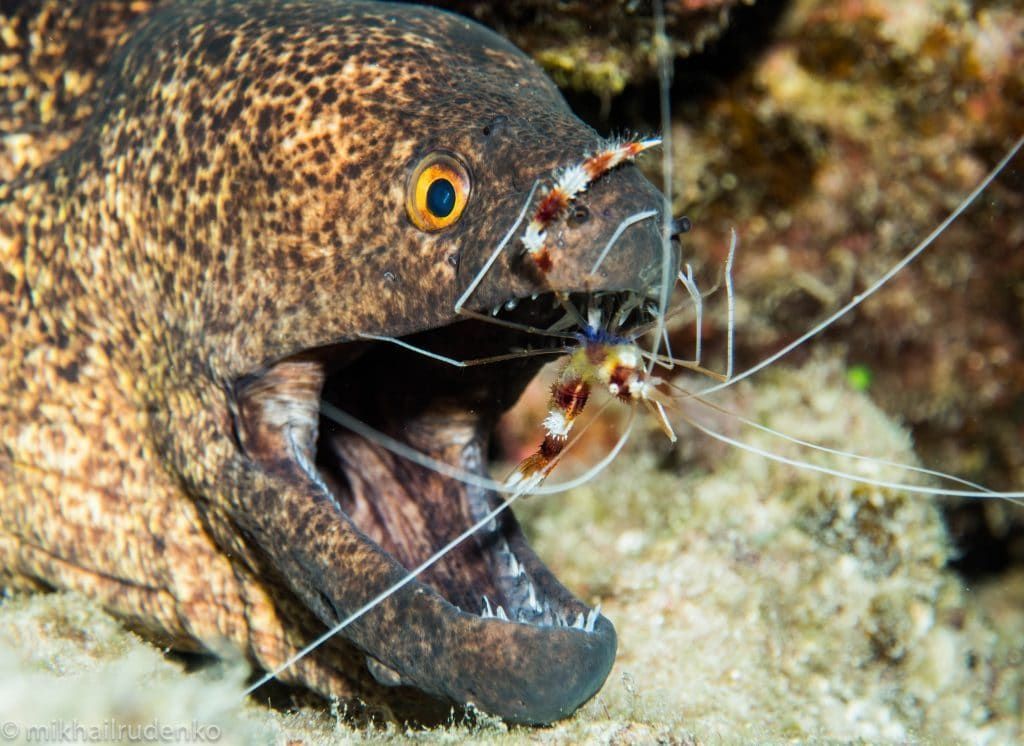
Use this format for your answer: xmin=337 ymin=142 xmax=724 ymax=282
xmin=455 ymin=180 xmax=539 ymax=313
xmin=455 ymin=309 xmax=580 ymax=341
xmin=356 ymin=333 xmax=569 ymax=369
xmin=664 ymin=380 xmax=1009 ymax=502
xmin=724 ymin=227 xmax=737 ymax=382
xmin=696 ymin=134 xmax=1024 ymax=398
xmin=676 ymin=264 xmax=703 ymax=365
xmin=317 ymin=400 xmax=620 ymax=498
xmin=241 ymin=488 xmax=525 ymax=698
xmin=679 ymin=409 xmax=1024 ymax=502
xmin=242 ymin=405 xmax=636 ymax=696
xmin=451 ymin=178 xmax=585 ymax=342
xmin=659 ymin=324 xmax=676 ymax=370
xmin=590 ymin=209 xmax=659 ymax=274
xmin=648 ymin=0 xmax=676 ymax=377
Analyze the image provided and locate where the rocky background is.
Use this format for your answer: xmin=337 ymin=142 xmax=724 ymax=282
xmin=449 ymin=0 xmax=1024 ymax=577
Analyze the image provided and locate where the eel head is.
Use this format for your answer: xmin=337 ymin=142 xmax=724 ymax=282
xmin=91 ymin=0 xmax=675 ymax=725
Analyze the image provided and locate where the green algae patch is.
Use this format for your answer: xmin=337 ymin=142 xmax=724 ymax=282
xmin=846 ymin=364 xmax=872 ymax=392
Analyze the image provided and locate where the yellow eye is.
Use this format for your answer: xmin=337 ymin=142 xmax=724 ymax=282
xmin=406 ymin=151 xmax=471 ymax=232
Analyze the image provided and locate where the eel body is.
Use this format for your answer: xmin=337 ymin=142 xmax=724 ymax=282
xmin=0 ymin=0 xmax=673 ymax=724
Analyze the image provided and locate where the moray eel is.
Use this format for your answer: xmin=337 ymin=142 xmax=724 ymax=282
xmin=0 ymin=0 xmax=673 ymax=724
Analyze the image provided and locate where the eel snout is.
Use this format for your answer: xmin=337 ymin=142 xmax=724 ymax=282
xmin=460 ymin=164 xmax=673 ymax=314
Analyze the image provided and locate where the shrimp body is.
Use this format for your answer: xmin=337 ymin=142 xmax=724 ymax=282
xmin=509 ymin=325 xmax=674 ymax=489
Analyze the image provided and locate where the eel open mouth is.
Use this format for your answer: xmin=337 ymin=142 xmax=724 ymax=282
xmin=232 ymin=290 xmax=643 ymax=723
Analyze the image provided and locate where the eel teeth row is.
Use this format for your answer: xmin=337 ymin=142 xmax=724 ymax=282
xmin=485 ymin=288 xmax=657 ymax=324
xmin=479 ymin=593 xmax=602 ymax=633
xmin=487 ymin=292 xmax=551 ymax=317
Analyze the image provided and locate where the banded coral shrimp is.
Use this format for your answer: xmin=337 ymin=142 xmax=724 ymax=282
xmin=235 ymin=1 xmax=1019 ymax=740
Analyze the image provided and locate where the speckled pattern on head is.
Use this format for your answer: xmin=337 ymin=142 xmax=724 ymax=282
xmin=0 ymin=0 xmax=673 ymax=724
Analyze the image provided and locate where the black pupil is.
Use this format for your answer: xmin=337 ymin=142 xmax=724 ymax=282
xmin=426 ymin=178 xmax=456 ymax=218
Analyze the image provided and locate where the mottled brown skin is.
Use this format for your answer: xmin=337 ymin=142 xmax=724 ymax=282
xmin=0 ymin=0 xmax=671 ymax=725
xmin=0 ymin=1 xmax=176 ymax=187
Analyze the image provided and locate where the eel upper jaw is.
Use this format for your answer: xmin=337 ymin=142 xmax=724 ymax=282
xmin=230 ymin=297 xmax=620 ymax=724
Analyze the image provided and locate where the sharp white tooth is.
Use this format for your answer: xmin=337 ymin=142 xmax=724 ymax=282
xmin=585 ymin=604 xmax=601 ymax=633
xmin=507 ymin=553 xmax=520 ymax=578
xmin=482 ymin=596 xmax=493 ymax=618
xmin=531 ymin=292 xmax=539 ymax=300
xmin=573 ymin=613 xmax=585 ymax=629
xmin=486 ymin=516 xmax=497 ymax=532
xmin=527 ymin=582 xmax=539 ymax=611
xmin=504 ymin=298 xmax=518 ymax=311
xmin=491 ymin=304 xmax=501 ymax=316
xmin=496 ymin=605 xmax=508 ymax=621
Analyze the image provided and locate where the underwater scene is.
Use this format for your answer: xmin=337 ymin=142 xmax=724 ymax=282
xmin=1 ymin=0 xmax=1022 ymax=743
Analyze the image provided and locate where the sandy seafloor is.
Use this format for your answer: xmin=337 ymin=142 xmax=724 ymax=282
xmin=2 ymin=360 xmax=1021 ymax=745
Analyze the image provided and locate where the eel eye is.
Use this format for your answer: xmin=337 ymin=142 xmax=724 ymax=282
xmin=406 ymin=151 xmax=471 ymax=231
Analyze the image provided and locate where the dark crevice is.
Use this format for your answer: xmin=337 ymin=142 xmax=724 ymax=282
xmin=561 ymin=0 xmax=791 ymax=134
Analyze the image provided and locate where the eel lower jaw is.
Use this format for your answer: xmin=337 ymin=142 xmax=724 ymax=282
xmin=232 ymin=297 xmax=618 ymax=723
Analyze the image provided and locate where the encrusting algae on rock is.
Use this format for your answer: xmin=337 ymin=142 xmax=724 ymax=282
xmin=656 ymin=0 xmax=1024 ymax=553
xmin=436 ymin=0 xmax=750 ymax=102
